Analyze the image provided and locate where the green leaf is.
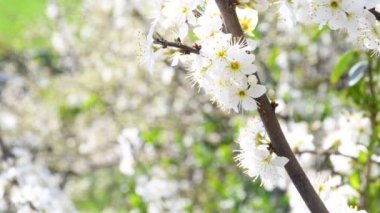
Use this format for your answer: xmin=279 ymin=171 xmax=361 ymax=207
xmin=59 ymin=104 xmax=81 ymax=121
xmin=266 ymin=47 xmax=281 ymax=81
xmin=349 ymin=171 xmax=360 ymax=191
xmin=81 ymin=93 xmax=105 ymax=112
xmin=311 ymin=25 xmax=328 ymax=41
xmin=330 ymin=50 xmax=358 ymax=84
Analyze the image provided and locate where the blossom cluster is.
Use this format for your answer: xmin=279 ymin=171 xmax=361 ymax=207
xmin=141 ymin=0 xmax=379 ymax=212
xmin=236 ymin=118 xmax=370 ymax=212
xmin=234 ymin=119 xmax=289 ymax=188
xmin=193 ymin=33 xmax=266 ymax=112
xmin=143 ymin=0 xmax=266 ymax=112
xmin=276 ymin=0 xmax=380 ymax=54
xmin=322 ymin=112 xmax=373 ymax=174
xmin=0 ymin=148 xmax=75 ymax=212
xmin=143 ymin=0 xmax=380 ymax=113
xmin=310 ymin=1 xmax=380 ymax=53
xmin=289 ymin=172 xmax=366 ymax=213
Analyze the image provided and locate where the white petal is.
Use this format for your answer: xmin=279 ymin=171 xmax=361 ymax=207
xmin=248 ymin=84 xmax=266 ymax=98
xmin=272 ymin=156 xmax=289 ymax=167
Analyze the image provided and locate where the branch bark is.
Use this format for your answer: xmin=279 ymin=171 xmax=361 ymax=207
xmin=369 ymin=8 xmax=380 ymax=21
xmin=153 ymin=38 xmax=201 ymax=55
xmin=0 ymin=136 xmax=14 ymax=160
xmin=214 ymin=1 xmax=328 ymax=212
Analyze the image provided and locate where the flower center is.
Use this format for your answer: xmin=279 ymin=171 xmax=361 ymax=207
xmin=240 ymin=18 xmax=251 ymax=32
xmin=317 ymin=183 xmax=325 ymax=193
xmin=238 ymin=90 xmax=246 ymax=97
xmin=181 ymin=7 xmax=188 ymax=13
xmin=330 ymin=1 xmax=339 ymax=9
xmin=229 ymin=61 xmax=240 ymax=71
xmin=262 ymin=154 xmax=272 ymax=165
xmin=216 ymin=49 xmax=226 ymax=58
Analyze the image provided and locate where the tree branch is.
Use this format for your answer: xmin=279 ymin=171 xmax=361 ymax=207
xmin=0 ymin=137 xmax=14 ymax=160
xmin=153 ymin=38 xmax=201 ymax=55
xmin=214 ymin=1 xmax=328 ymax=212
xmin=369 ymin=8 xmax=380 ymax=21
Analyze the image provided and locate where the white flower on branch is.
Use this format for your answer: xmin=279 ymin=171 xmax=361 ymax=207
xmin=228 ymin=76 xmax=266 ymax=112
xmin=161 ymin=0 xmax=198 ymax=39
xmin=237 ymin=7 xmax=259 ymax=36
xmin=236 ymin=146 xmax=289 ymax=188
xmin=194 ymin=0 xmax=223 ymax=39
xmin=144 ymin=3 xmax=266 ymax=113
xmin=309 ymin=0 xmax=380 ymax=52
xmin=360 ymin=12 xmax=380 ymax=54
xmin=235 ymin=119 xmax=289 ymax=188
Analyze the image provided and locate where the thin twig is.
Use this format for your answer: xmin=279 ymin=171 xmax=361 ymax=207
xmin=153 ymin=38 xmax=201 ymax=55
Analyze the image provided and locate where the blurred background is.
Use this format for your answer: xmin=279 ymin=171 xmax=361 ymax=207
xmin=0 ymin=0 xmax=379 ymax=212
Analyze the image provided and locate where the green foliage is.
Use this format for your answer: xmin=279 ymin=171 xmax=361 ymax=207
xmin=310 ymin=25 xmax=328 ymax=41
xmin=59 ymin=104 xmax=81 ymax=121
xmin=0 ymin=0 xmax=48 ymax=49
xmin=348 ymin=171 xmax=361 ymax=191
xmin=140 ymin=128 xmax=163 ymax=145
xmin=266 ymin=47 xmax=281 ymax=81
xmin=367 ymin=182 xmax=380 ymax=213
xmin=72 ymin=168 xmax=144 ymax=212
xmin=330 ymin=50 xmax=358 ymax=84
xmin=59 ymin=93 xmax=106 ymax=121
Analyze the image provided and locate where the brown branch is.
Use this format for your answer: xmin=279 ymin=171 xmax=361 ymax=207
xmin=214 ymin=1 xmax=328 ymax=212
xmin=153 ymin=38 xmax=201 ymax=55
xmin=369 ymin=8 xmax=380 ymax=21
xmin=0 ymin=137 xmax=14 ymax=160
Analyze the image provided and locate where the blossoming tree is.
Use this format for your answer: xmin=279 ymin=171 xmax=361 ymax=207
xmin=142 ymin=0 xmax=380 ymax=212
xmin=1 ymin=0 xmax=380 ymax=212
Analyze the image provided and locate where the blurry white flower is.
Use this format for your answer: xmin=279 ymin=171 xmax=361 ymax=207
xmin=329 ymin=154 xmax=353 ymax=175
xmin=283 ymin=121 xmax=315 ymax=151
xmin=194 ymin=0 xmax=222 ymax=39
xmin=161 ymin=0 xmax=198 ymax=39
xmin=118 ymin=128 xmax=142 ymax=176
xmin=135 ymin=175 xmax=188 ymax=213
xmin=0 ymin=148 xmax=76 ymax=212
xmin=322 ymin=112 xmax=371 ymax=157
xmin=46 ymin=2 xmax=59 ymax=19
xmin=0 ymin=112 xmax=18 ymax=130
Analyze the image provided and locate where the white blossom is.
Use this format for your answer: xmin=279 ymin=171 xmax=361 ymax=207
xmin=235 ymin=119 xmax=289 ymax=188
